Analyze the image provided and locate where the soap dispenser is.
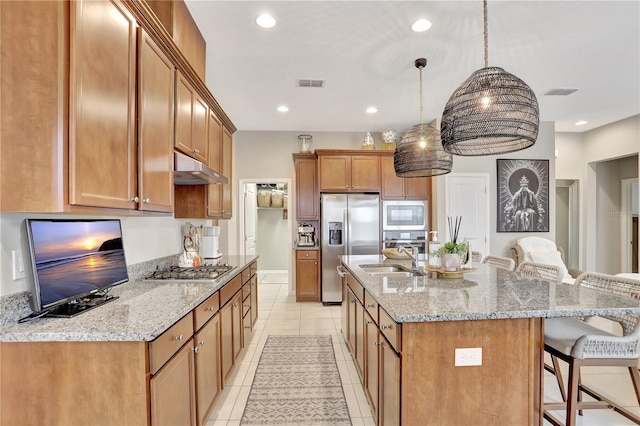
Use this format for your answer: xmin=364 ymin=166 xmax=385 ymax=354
xmin=428 ymin=231 xmax=442 ymax=268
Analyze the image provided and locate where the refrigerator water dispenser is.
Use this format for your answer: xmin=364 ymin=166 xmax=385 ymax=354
xmin=328 ymin=222 xmax=343 ymax=245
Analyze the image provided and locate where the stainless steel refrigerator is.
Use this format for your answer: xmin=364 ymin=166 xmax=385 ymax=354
xmin=321 ymin=193 xmax=380 ymax=303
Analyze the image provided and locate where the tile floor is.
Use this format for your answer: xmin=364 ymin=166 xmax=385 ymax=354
xmin=206 ymin=273 xmax=640 ymax=426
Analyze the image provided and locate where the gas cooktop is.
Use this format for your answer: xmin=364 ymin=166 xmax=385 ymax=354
xmin=147 ymin=263 xmax=235 ymax=281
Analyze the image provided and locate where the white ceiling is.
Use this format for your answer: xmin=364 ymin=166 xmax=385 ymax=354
xmin=185 ymin=1 xmax=640 ymax=134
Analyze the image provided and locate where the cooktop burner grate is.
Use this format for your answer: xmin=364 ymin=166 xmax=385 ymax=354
xmin=147 ymin=264 xmax=235 ymax=280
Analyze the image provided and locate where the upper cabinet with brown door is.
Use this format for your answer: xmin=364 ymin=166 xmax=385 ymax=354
xmin=175 ymin=71 xmax=209 ymax=164
xmin=317 ymin=150 xmax=381 ymax=192
xmin=221 ymin=127 xmax=234 ymax=219
xmin=137 ymin=28 xmax=175 ymax=213
xmin=68 ymin=0 xmax=138 ymax=210
xmin=380 ymin=153 xmax=430 ymax=200
xmin=292 ymin=153 xmax=318 ymax=220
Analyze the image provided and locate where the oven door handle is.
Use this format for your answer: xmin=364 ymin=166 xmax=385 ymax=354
xmin=383 ymin=240 xmax=426 ymax=244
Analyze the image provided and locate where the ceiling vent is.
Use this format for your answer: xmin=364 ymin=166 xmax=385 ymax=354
xmin=543 ymin=88 xmax=579 ymax=96
xmin=296 ymin=79 xmax=325 ymax=88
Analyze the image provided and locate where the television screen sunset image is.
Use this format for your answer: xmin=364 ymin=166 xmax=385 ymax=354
xmin=28 ymin=220 xmax=128 ymax=307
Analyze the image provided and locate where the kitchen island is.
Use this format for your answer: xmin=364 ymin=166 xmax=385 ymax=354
xmin=0 ymin=254 xmax=258 ymax=426
xmin=340 ymin=255 xmax=640 ymax=426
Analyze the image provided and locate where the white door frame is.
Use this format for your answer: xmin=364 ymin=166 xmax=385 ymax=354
xmin=238 ymin=178 xmax=293 ymax=292
xmin=444 ymin=173 xmax=491 ymax=257
xmin=621 ymin=177 xmax=638 ymax=271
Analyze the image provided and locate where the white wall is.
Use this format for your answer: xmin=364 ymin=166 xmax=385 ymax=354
xmin=257 ymin=209 xmax=289 ymax=270
xmin=0 ymin=213 xmax=202 ymax=297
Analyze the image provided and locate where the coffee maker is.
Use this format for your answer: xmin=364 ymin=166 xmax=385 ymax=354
xmin=297 ymin=223 xmax=316 ymax=247
xmin=202 ymin=226 xmax=222 ymax=259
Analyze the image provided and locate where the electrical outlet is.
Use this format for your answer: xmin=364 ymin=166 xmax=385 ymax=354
xmin=455 ymin=347 xmax=482 ymax=366
xmin=12 ymin=250 xmax=25 ymax=280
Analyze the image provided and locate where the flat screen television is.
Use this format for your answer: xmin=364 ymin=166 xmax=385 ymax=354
xmin=25 ymin=219 xmax=129 ymax=317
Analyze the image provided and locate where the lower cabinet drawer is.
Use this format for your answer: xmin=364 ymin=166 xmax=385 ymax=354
xmin=364 ymin=291 xmax=378 ymax=325
xmin=220 ymin=274 xmax=242 ymax=306
xmin=379 ymin=308 xmax=401 ymax=353
xmin=194 ymin=291 xmax=220 ymax=331
xmin=149 ymin=312 xmax=194 ymax=375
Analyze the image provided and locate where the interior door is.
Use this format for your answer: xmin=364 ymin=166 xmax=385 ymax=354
xmin=446 ymin=174 xmax=489 ymax=259
xmin=244 ymin=183 xmax=257 ymax=256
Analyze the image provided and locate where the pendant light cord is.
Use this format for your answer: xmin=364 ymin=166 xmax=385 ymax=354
xmin=419 ymin=65 xmax=424 ymax=125
xmin=483 ymin=0 xmax=489 ymax=68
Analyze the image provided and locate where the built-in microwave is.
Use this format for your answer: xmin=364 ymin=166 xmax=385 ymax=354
xmin=382 ymin=200 xmax=427 ymax=231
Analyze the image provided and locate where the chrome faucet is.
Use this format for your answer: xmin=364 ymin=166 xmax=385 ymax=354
xmin=397 ymin=245 xmax=419 ymax=270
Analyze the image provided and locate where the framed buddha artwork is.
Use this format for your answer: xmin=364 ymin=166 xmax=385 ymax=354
xmin=497 ymin=159 xmax=550 ymax=233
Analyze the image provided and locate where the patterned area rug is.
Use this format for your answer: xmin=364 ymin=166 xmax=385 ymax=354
xmin=241 ymin=335 xmax=352 ymax=425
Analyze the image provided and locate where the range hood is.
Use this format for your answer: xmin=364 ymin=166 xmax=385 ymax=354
xmin=174 ymin=151 xmax=228 ymax=185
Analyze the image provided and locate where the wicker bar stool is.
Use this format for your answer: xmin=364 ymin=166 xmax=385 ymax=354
xmin=471 ymin=251 xmax=482 ymax=263
xmin=544 ymin=272 xmax=640 ymax=426
xmin=516 ymin=261 xmax=563 ymax=282
xmin=481 ymin=255 xmax=515 ymax=271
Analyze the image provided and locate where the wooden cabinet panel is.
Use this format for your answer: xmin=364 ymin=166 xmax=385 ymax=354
xmin=355 ymin=298 xmax=365 ymax=381
xmin=0 ymin=1 xmax=67 ymax=212
xmin=293 ymin=154 xmax=319 ymax=220
xmin=364 ymin=291 xmax=379 ymax=325
xmin=319 ymin=155 xmax=350 ymax=191
xmin=346 ymin=288 xmax=357 ymax=356
xmin=380 ymin=338 xmax=400 ymax=426
xmin=195 ymin=313 xmax=221 ymax=426
xmin=381 ymin=154 xmax=430 ymax=200
xmin=150 ymin=339 xmax=197 ymax=426
xmin=380 ymin=156 xmax=405 ymax=199
xmin=194 ymin=291 xmax=219 ymax=331
xmin=137 ymin=28 xmax=174 ymax=213
xmin=351 ymin=155 xmax=380 ymax=191
xmin=149 ymin=312 xmax=194 ymax=375
xmin=175 ymin=72 xmax=207 ymax=164
xmin=250 ymin=274 xmax=258 ymax=327
xmin=379 ymin=308 xmax=401 ymax=353
xmin=221 ymin=126 xmax=233 ymax=218
xmin=69 ymin=0 xmax=137 ymax=209
xmin=231 ymin=292 xmax=243 ymax=360
xmin=171 ymin=0 xmax=206 ymax=80
xmin=220 ymin=297 xmax=234 ymax=385
xmin=207 ymin=111 xmax=224 ymax=217
xmin=192 ymin=92 xmax=209 ymax=164
xmin=365 ymin=314 xmax=379 ymax=423
xmin=295 ymin=250 xmax=320 ymax=302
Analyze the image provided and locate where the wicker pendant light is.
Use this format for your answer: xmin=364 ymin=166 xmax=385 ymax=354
xmin=441 ymin=0 xmax=539 ymax=156
xmin=394 ymin=58 xmax=452 ymax=177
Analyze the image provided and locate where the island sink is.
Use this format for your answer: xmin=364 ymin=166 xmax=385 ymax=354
xmin=359 ymin=264 xmax=426 ymax=276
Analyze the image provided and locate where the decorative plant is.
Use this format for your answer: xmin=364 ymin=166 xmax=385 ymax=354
xmin=439 ymin=216 xmax=468 ymax=255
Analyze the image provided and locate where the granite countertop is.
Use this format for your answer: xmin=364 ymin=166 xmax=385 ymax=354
xmin=341 ymin=255 xmax=640 ymax=323
xmin=0 ymin=255 xmax=258 ymax=343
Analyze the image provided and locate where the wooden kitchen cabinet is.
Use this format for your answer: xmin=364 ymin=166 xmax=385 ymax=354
xmin=221 ymin=126 xmax=234 ymax=218
xmin=317 ymin=151 xmax=380 ymax=192
xmin=293 ymin=153 xmax=319 ymax=220
xmin=295 ymin=249 xmax=320 ymax=302
xmin=150 ymin=338 xmax=197 ymax=425
xmin=365 ymin=313 xmax=379 ymax=423
xmin=346 ymin=287 xmax=357 ymax=360
xmin=137 ymin=28 xmax=175 ymax=213
xmin=68 ymin=0 xmax=138 ymax=210
xmin=194 ymin=313 xmax=221 ymax=426
xmin=379 ymin=337 xmax=400 ymax=426
xmin=220 ymin=288 xmax=243 ymax=386
xmin=176 ymin=71 xmax=208 ymax=164
xmin=207 ymin=110 xmax=224 ymax=217
xmin=380 ymin=154 xmax=430 ymax=200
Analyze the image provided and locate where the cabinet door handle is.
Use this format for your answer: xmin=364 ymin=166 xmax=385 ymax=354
xmin=345 ymin=185 xmax=349 ymax=188
xmin=380 ymin=324 xmax=390 ymax=331
xmin=233 ymin=302 xmax=238 ymax=307
xmin=374 ymin=341 xmax=381 ymax=347
xmin=193 ymin=346 xmax=199 ymax=354
xmin=143 ymin=198 xmax=150 ymax=204
xmin=365 ymin=304 xmax=374 ymax=308
xmin=130 ymin=196 xmax=139 ymax=203
xmin=175 ymin=334 xmax=184 ymax=341
xmin=366 ymin=320 xmax=372 ymax=325
xmin=244 ymin=303 xmax=250 ymax=308
xmin=350 ymin=299 xmax=355 ymax=304
xmin=207 ymin=306 xmax=215 ymax=312
xmin=199 ymin=340 xmax=205 ymax=346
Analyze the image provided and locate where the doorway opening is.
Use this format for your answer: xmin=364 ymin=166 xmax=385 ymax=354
xmin=239 ymin=179 xmax=293 ymax=292
xmin=621 ymin=178 xmax=639 ymax=272
xmin=556 ymin=179 xmax=579 ymax=270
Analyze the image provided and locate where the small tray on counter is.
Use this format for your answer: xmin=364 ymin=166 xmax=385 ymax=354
xmin=427 ymin=266 xmax=477 ymax=279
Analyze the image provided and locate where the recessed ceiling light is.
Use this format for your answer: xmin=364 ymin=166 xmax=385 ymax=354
xmin=411 ymin=19 xmax=432 ymax=32
xmin=366 ymin=107 xmax=378 ymax=114
xmin=277 ymin=105 xmax=288 ymax=112
xmin=575 ymin=120 xmax=588 ymax=126
xmin=256 ymin=14 xmax=276 ymax=28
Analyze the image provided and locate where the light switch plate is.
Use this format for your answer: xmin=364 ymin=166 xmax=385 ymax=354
xmin=455 ymin=347 xmax=482 ymax=366
xmin=12 ymin=250 xmax=25 ymax=280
